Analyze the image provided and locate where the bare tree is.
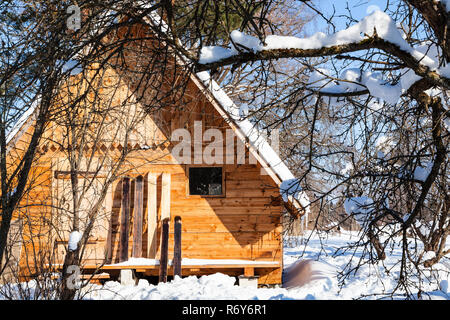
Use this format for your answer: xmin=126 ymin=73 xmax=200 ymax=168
xmin=1 ymin=1 xmax=190 ymax=299
xmin=2 ymin=0 xmax=448 ymax=299
xmin=173 ymin=0 xmax=449 ymax=297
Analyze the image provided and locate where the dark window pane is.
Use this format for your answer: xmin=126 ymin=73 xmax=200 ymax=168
xmin=189 ymin=167 xmax=223 ymax=196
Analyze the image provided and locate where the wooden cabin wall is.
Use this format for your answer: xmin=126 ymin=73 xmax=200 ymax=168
xmin=104 ymin=83 xmax=284 ymax=284
xmin=106 ymin=163 xmax=283 ymax=284
xmin=7 ymin=76 xmax=284 ymax=284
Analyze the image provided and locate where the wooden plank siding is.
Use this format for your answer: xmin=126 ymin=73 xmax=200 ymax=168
xmin=11 ymin=143 xmax=285 ymax=284
xmin=104 ymin=162 xmax=283 ymax=284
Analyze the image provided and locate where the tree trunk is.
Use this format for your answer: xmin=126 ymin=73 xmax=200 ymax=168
xmin=59 ymin=249 xmax=80 ymax=300
xmin=0 ymin=207 xmax=13 ymax=271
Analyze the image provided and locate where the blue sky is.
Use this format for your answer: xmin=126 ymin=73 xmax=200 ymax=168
xmin=312 ymin=0 xmax=389 ymax=32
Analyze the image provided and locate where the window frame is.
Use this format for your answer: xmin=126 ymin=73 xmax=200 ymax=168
xmin=185 ymin=165 xmax=225 ymax=198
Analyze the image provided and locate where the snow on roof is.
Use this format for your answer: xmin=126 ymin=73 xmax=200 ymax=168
xmin=279 ymin=178 xmax=310 ymax=215
xmin=5 ymin=98 xmax=39 ymax=151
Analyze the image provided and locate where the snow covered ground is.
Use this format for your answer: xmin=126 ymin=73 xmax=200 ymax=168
xmin=1 ymin=230 xmax=447 ymax=300
xmin=79 ymin=230 xmax=449 ymax=300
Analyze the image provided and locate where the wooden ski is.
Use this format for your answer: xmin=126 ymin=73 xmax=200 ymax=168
xmin=119 ymin=177 xmax=130 ymax=262
xmin=159 ymin=218 xmax=170 ymax=283
xmin=173 ymin=216 xmax=182 ymax=277
xmin=132 ymin=175 xmax=144 ymax=257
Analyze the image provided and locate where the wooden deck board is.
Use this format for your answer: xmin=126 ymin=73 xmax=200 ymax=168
xmin=101 ymin=263 xmax=279 ymax=270
xmin=48 ymin=262 xmax=279 ymax=270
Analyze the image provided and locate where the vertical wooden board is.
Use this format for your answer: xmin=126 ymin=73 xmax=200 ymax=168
xmin=132 ymin=175 xmax=144 ymax=257
xmin=173 ymin=216 xmax=182 ymax=277
xmin=244 ymin=266 xmax=254 ymax=277
xmin=147 ymin=173 xmax=158 ymax=258
xmin=119 ymin=177 xmax=130 ymax=262
xmin=161 ymin=173 xmax=171 ymax=221
xmin=257 ymin=267 xmax=282 ymax=285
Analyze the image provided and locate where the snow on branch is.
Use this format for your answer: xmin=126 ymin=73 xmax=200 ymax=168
xmin=306 ymin=68 xmax=404 ymax=105
xmin=198 ymin=11 xmax=436 ymax=66
xmin=398 ymin=161 xmax=434 ymax=183
xmin=280 ymin=178 xmax=310 ymax=215
xmin=68 ymin=231 xmax=82 ymax=251
xmin=197 ymin=10 xmax=450 ymax=102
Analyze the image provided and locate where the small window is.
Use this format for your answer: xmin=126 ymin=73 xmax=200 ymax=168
xmin=188 ymin=167 xmax=223 ymax=196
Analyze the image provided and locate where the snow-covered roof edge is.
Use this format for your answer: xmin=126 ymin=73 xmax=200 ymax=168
xmin=5 ymin=98 xmax=40 ymax=153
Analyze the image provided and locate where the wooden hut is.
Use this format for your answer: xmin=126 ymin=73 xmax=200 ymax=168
xmin=4 ymin=14 xmax=308 ymax=286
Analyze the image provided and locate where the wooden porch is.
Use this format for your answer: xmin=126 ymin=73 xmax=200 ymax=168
xmin=53 ymin=170 xmax=282 ymax=285
xmin=68 ymin=260 xmax=279 ymax=283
